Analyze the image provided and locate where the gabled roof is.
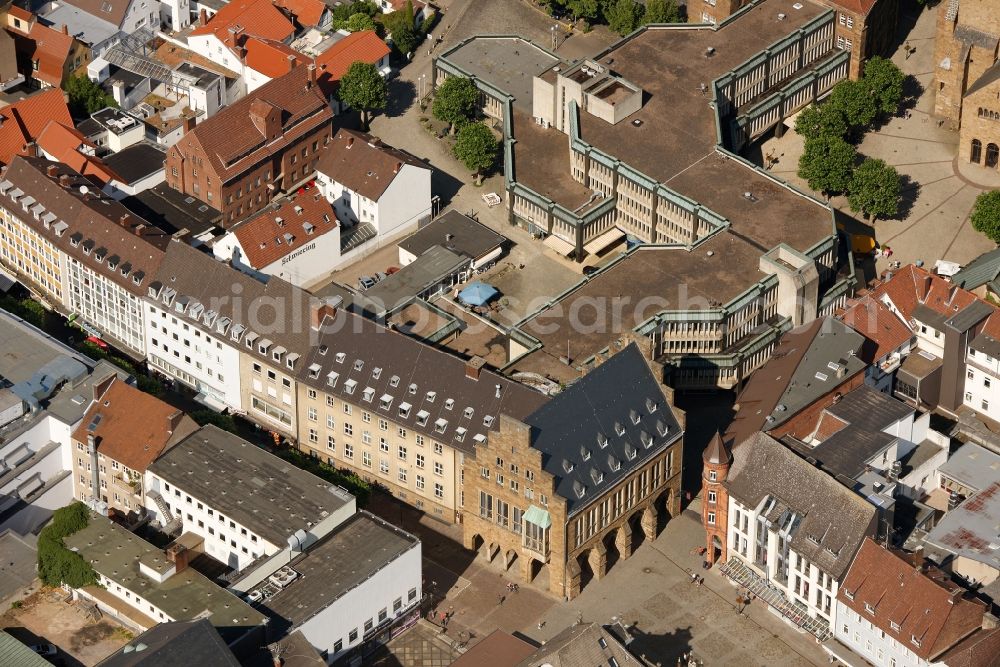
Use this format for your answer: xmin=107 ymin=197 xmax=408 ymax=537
xmin=969 ymin=310 xmax=1000 ymax=359
xmin=231 ymin=190 xmax=338 ymax=268
xmin=952 ymin=247 xmax=1000 ymax=292
xmin=60 ymin=0 xmax=132 ymax=28
xmin=96 ymin=620 xmax=241 ymax=667
xmin=36 ymin=120 xmax=120 ymax=186
xmin=10 ymin=20 xmax=76 ymax=87
xmin=189 ymin=0 xmax=294 ymax=43
xmin=523 ymin=343 xmax=683 ymax=514
xmin=874 ymin=264 xmax=982 ymax=326
xmin=839 ymin=539 xmax=988 ymax=661
xmin=315 ymin=128 xmax=428 ymax=202
xmin=70 ymin=376 xmax=197 ymax=471
xmin=314 ymin=30 xmax=389 ymax=96
xmin=171 ymin=67 xmax=331 ymax=184
xmin=838 ymin=295 xmax=913 ymax=363
xmin=242 ymin=35 xmax=306 ymax=78
xmin=821 ymin=0 xmax=879 ymax=16
xmin=0 ymin=88 xmax=72 ymax=166
xmin=273 ymin=0 xmax=327 ymax=26
xmin=518 ymin=622 xmax=642 ymax=667
xmin=725 ymin=432 xmax=876 ymax=579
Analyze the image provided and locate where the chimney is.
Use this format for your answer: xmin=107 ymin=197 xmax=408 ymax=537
xmin=393 ymin=161 xmax=402 ymax=174
xmin=307 ymin=63 xmax=316 ymax=89
xmin=59 ymin=174 xmax=71 ymax=187
xmin=287 ymin=54 xmax=297 ymax=69
xmin=310 ymin=296 xmax=342 ymax=330
xmin=87 ymin=434 xmax=101 ymax=503
xmin=912 ymin=545 xmax=923 ymax=570
xmin=119 ymin=213 xmax=131 ymax=227
xmin=165 ymin=541 xmax=191 ymax=573
xmin=92 ymin=373 xmax=116 ymax=401
xmin=61 ymin=24 xmax=68 ymax=35
xmin=199 ymin=8 xmax=207 ymax=25
xmin=920 ymin=274 xmax=932 ymax=301
xmin=166 ymin=410 xmax=185 ymax=436
xmin=46 ymin=164 xmax=59 ymax=177
xmin=347 ymin=136 xmax=354 ymax=149
xmin=465 ymin=355 xmax=486 ymax=381
xmin=182 ymin=115 xmax=197 ymax=135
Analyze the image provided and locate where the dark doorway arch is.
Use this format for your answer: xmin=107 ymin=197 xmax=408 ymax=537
xmin=971 ymin=139 xmax=982 ymax=164
xmin=986 ymin=143 xmax=999 ymax=168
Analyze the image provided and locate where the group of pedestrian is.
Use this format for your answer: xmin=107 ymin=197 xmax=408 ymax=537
xmin=735 ymin=588 xmax=755 ymax=615
xmin=688 ymin=571 xmax=704 ymax=586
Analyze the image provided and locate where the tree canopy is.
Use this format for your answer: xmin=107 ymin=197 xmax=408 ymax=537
xmin=384 ymin=1 xmax=420 ymax=56
xmin=604 ymin=0 xmax=644 ymax=35
xmin=794 ymin=103 xmax=849 ymax=141
xmin=432 ymin=76 xmax=479 ymax=133
xmin=453 ymin=122 xmax=498 ymax=184
xmin=64 ymin=75 xmax=117 ymax=118
xmin=38 ymin=502 xmax=98 ymax=589
xmin=798 ymin=136 xmax=857 ymax=197
xmin=828 ymin=79 xmax=879 ymax=130
xmin=642 ymin=0 xmax=683 ymax=23
xmin=971 ymin=191 xmax=1000 ymax=244
xmin=339 ymin=61 xmax=387 ymax=131
xmin=848 ymin=158 xmax=901 ymax=222
xmin=861 ymin=56 xmax=906 ymax=117
xmin=344 ymin=12 xmax=377 ymax=32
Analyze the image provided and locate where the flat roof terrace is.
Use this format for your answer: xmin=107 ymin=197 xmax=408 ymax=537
xmin=511 ymin=108 xmax=595 ymax=212
xmin=440 ymin=36 xmax=560 ymax=113
xmin=510 ymin=233 xmax=768 ymax=379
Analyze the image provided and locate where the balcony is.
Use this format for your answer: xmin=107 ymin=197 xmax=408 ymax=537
xmin=878 ymin=352 xmax=902 ymax=374
xmin=110 ymin=473 xmax=141 ymax=497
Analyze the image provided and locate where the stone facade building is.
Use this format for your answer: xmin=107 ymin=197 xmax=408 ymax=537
xmin=461 ymin=342 xmax=684 ymax=600
xmin=701 ymin=432 xmax=732 ymax=566
xmin=933 ymin=0 xmax=1000 ymax=169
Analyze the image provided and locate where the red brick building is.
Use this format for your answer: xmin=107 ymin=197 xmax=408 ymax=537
xmin=164 ymin=66 xmax=334 ymax=227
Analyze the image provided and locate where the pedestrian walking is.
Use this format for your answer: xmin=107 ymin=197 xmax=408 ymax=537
xmin=498 ymin=593 xmax=505 ymax=606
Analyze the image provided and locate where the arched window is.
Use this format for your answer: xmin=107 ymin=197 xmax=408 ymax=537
xmin=971 ymin=139 xmax=982 ymax=163
xmin=987 ymin=143 xmax=999 ymax=168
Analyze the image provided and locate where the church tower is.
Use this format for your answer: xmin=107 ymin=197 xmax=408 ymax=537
xmin=702 ymin=431 xmax=732 ymax=566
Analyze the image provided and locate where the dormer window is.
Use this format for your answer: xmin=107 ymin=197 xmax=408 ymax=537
xmin=354 ymin=359 xmax=364 ymax=371
xmin=911 ymin=636 xmax=921 ymax=648
xmin=363 ymin=387 xmax=375 ymax=402
xmin=434 ymin=418 xmax=447 ymax=433
xmin=463 ymin=407 xmax=474 ymax=419
xmin=427 ymin=391 xmax=436 ymax=403
xmin=562 ymin=459 xmax=574 ymax=473
xmin=597 ymin=433 xmax=608 ymax=448
xmin=372 ymin=367 xmax=381 ymax=379
xmin=646 ymin=397 xmax=657 ymax=413
xmin=308 ymin=363 xmax=321 ymax=379
xmin=590 ymin=468 xmax=603 ymax=484
xmin=630 ymin=409 xmax=640 ymax=425
xmin=380 ymin=394 xmax=393 ymax=410
xmin=318 ymin=345 xmax=328 ymax=355
xmin=390 ymin=375 xmax=400 ymax=387
xmin=889 ymin=620 xmax=899 ymax=631
xmin=445 ymin=398 xmax=454 ymax=410
xmin=327 ymin=371 xmax=339 ymax=387
xmin=258 ymin=339 xmax=272 ymax=355
xmin=455 ymin=427 xmax=467 ymax=442
xmin=285 ymin=353 xmax=299 ymax=370
xmin=580 ymin=447 xmax=591 ymax=461
xmin=408 ymin=383 xmax=418 ymax=394
xmin=483 ymin=415 xmax=494 ymax=427
xmin=615 ymin=422 xmax=625 ymax=436
xmin=573 ymin=481 xmax=585 ymax=499
xmin=864 ymin=602 xmax=875 ymax=615
xmin=398 ymin=402 xmax=411 ymax=419
xmin=272 ymin=346 xmax=286 ymax=362
xmin=335 ymin=352 xmax=346 ymax=363
xmin=844 ymin=590 xmax=854 ymax=600
xmin=344 ymin=379 xmax=357 ymax=395
xmin=608 ymin=455 xmax=621 ymax=471
xmin=416 ymin=410 xmax=429 ymax=426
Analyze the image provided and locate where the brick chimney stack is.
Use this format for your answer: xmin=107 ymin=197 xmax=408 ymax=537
xmin=465 ymin=356 xmax=486 ymax=381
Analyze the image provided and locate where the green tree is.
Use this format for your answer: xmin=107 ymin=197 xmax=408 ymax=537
xmin=603 ymin=0 xmax=643 ymax=35
xmin=385 ymin=1 xmax=420 ymax=56
xmin=798 ymin=135 xmax=857 ymax=198
xmin=848 ymin=158 xmax=901 ymax=223
xmin=37 ymin=502 xmax=98 ymax=589
xmin=828 ymin=79 xmax=878 ymax=130
xmin=64 ymin=75 xmax=117 ymax=118
xmin=453 ymin=122 xmax=498 ymax=185
xmin=861 ymin=56 xmax=906 ymax=117
xmin=432 ymin=76 xmax=478 ymax=133
xmin=794 ymin=103 xmax=848 ymax=141
xmin=339 ymin=61 xmax=387 ymax=131
xmin=971 ymin=191 xmax=1000 ymax=243
xmin=190 ymin=409 xmax=238 ymax=433
xmin=566 ymin=0 xmax=599 ymax=22
xmin=642 ymin=0 xmax=682 ymax=23
xmin=344 ymin=12 xmax=377 ymax=32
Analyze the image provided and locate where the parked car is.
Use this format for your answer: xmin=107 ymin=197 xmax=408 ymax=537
xmin=386 ymin=266 xmax=400 ymax=275
xmin=84 ymin=335 xmax=108 ymax=349
xmin=374 ymin=272 xmax=387 ymax=282
xmin=30 ymin=644 xmax=57 ymax=656
xmin=358 ymin=276 xmax=376 ymax=290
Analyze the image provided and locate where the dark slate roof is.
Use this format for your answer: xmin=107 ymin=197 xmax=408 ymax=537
xmin=518 ymin=622 xmax=641 ymax=667
xmin=103 ymin=141 xmax=166 ymax=184
xmin=945 ymin=300 xmax=994 ymax=333
xmin=805 ymin=428 xmax=897 ymax=479
xmin=96 ymin=620 xmax=240 ymax=667
xmin=952 ymin=247 xmax=1000 ymax=291
xmin=726 ymin=432 xmax=877 ymax=579
xmin=121 ymin=183 xmax=221 ymax=238
xmin=523 ymin=343 xmax=682 ymax=515
xmin=398 ymin=210 xmax=508 ymax=261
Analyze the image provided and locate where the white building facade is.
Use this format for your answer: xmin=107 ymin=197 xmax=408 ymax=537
xmin=833 ymin=601 xmax=925 ymax=667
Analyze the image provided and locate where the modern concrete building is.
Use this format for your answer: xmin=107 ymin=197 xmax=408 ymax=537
xmin=145 ymin=425 xmax=356 ymax=571
xmin=462 ymin=342 xmax=684 ymax=600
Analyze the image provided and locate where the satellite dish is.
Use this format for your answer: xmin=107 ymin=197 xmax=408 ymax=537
xmin=79 ymin=185 xmax=90 ymax=195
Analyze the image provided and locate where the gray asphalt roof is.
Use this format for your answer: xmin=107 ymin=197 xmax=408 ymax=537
xmin=523 ymin=343 xmax=682 ymax=515
xmin=924 ymin=482 xmax=1000 ymax=570
xmin=726 ymin=432 xmax=876 ymax=580
xmin=262 ymin=511 xmax=419 ymax=629
xmin=398 ymin=211 xmax=507 ymax=261
xmin=97 ymin=620 xmax=240 ymax=667
xmin=40 ymin=6 xmax=118 ymax=46
xmin=952 ymin=247 xmax=1000 ymax=291
xmin=0 ymin=631 xmax=51 ymax=667
xmin=0 ymin=531 xmax=37 ymax=604
xmin=356 ymin=245 xmax=470 ymax=316
xmin=103 ymin=142 xmax=167 ymax=184
xmin=148 ymin=425 xmax=354 ymax=546
xmin=0 ymin=310 xmax=94 ymax=386
xmin=937 ymin=443 xmax=1000 ymax=494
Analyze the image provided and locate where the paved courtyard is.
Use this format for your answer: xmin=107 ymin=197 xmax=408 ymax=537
xmin=763 ymin=3 xmax=997 ymax=275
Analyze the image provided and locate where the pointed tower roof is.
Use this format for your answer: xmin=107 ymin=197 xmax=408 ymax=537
xmin=703 ymin=431 xmax=731 ymax=465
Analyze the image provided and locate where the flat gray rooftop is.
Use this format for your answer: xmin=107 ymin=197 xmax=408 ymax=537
xmin=938 ymin=442 xmax=1000 ymax=494
xmin=924 ymin=482 xmax=1000 ymax=569
xmin=41 ymin=6 xmax=118 ymax=47
xmin=64 ymin=513 xmax=267 ymax=643
xmin=440 ymin=36 xmax=560 ymax=113
xmin=511 ymin=235 xmax=768 ymax=380
xmin=0 ymin=531 xmax=36 ymax=603
xmin=148 ymin=425 xmax=354 ymax=546
xmin=0 ymin=309 xmax=94 ymax=385
xmin=357 ymin=245 xmax=469 ymax=316
xmin=264 ymin=512 xmax=418 ymax=627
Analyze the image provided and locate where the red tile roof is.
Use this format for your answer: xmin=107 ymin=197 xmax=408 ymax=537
xmin=71 ymin=377 xmax=198 ymax=472
xmin=61 ymin=0 xmax=132 ymax=28
xmin=190 ymin=0 xmax=294 ymax=43
xmin=273 ymin=0 xmax=326 ymax=27
xmin=11 ymin=21 xmax=75 ymax=87
xmin=0 ymin=88 xmax=72 ymax=166
xmin=232 ymin=190 xmax=338 ymax=268
xmin=7 ymin=5 xmax=33 ymax=21
xmin=171 ymin=66 xmax=332 ymax=184
xmin=838 ymin=295 xmax=913 ymax=363
xmin=839 ymin=539 xmax=989 ymax=662
xmin=35 ymin=120 xmax=119 ymax=185
xmin=314 ymin=30 xmax=389 ymax=96
xmin=820 ymin=0 xmax=878 ymax=17
xmin=874 ymin=264 xmax=980 ymax=322
xmin=243 ymin=36 xmax=306 ymax=78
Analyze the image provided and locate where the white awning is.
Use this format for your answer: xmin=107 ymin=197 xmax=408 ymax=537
xmin=583 ymin=228 xmax=625 ymax=255
xmin=543 ymin=234 xmax=575 ymax=256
